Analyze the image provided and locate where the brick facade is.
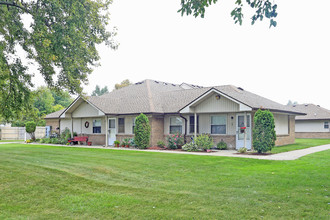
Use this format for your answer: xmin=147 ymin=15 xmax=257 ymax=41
xmin=295 ymin=132 xmax=330 ymax=139
xmin=78 ymin=133 xmax=105 ymax=145
xmin=45 ymin=119 xmax=60 ymax=134
xmin=149 ymin=115 xmax=165 ymax=147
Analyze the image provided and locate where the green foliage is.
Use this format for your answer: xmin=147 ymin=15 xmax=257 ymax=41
xmin=252 ymin=109 xmax=276 ymax=153
xmin=195 ymin=134 xmax=214 ymax=151
xmin=114 ymin=79 xmax=132 ymax=90
xmin=0 ymin=0 xmax=117 ymax=121
xmin=182 ymin=142 xmax=199 ymax=152
xmin=61 ymin=128 xmax=72 ymax=140
xmin=167 ymin=133 xmax=184 ymax=149
xmin=217 ymin=140 xmax=227 ymax=150
xmin=114 ymin=140 xmax=120 ymax=145
xmin=91 ymin=85 xmax=109 ymax=96
xmin=178 ymin=0 xmax=278 ymax=27
xmin=134 ymin=113 xmax=151 ymax=149
xmin=238 ymin=147 xmax=247 ymax=153
xmin=157 ymin=140 xmax=165 ymax=148
xmin=25 ymin=121 xmax=36 ymax=140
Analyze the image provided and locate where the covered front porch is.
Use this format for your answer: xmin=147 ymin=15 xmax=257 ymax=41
xmin=176 ymin=88 xmax=254 ymax=149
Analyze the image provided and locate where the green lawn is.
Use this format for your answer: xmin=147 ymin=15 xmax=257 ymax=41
xmin=271 ymin=138 xmax=330 ymax=154
xmin=0 ymin=143 xmax=329 ymax=219
xmin=0 ymin=140 xmax=23 ymax=142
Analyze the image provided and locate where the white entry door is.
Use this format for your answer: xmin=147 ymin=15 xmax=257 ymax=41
xmin=236 ymin=114 xmax=252 ymax=150
xmin=108 ymin=118 xmax=116 ymax=146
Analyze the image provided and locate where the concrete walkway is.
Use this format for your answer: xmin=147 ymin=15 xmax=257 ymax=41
xmin=2 ymin=142 xmax=329 ymax=161
xmin=45 ymin=143 xmax=330 ymax=161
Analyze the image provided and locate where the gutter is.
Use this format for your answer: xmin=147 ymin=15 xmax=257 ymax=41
xmin=179 ymin=114 xmax=188 ymax=145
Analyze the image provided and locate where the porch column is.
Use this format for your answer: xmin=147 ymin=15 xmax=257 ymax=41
xmin=194 ymin=112 xmax=197 ymax=139
xmin=105 ymin=116 xmax=108 ymax=147
xmin=71 ymin=116 xmax=73 ymax=138
xmin=244 ymin=112 xmax=247 ymax=149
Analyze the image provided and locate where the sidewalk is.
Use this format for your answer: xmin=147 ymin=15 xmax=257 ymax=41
xmin=49 ymin=143 xmax=330 ymax=161
xmin=4 ymin=142 xmax=329 ymax=161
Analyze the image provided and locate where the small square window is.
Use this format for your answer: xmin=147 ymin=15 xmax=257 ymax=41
xmin=324 ymin=122 xmax=329 ymax=129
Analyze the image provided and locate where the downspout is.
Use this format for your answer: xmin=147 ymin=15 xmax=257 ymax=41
xmin=179 ymin=114 xmax=188 ymax=144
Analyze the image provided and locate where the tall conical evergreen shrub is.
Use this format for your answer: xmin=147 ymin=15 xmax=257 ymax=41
xmin=252 ymin=109 xmax=276 ymax=153
xmin=134 ymin=113 xmax=151 ymax=149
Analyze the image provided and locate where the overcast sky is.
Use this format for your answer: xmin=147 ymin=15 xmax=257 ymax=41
xmin=33 ymin=0 xmax=330 ymax=109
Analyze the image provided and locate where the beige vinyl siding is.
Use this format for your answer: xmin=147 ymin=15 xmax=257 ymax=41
xmin=296 ymin=120 xmax=330 ymax=132
xmin=274 ymin=114 xmax=289 ymax=135
xmin=72 ymin=102 xmax=103 ymax=118
xmin=164 ymin=115 xmax=186 ymax=135
xmin=194 ymin=94 xmax=239 ymax=113
xmin=167 ymin=113 xmax=236 ymax=135
xmin=61 ymin=117 xmax=106 ymax=134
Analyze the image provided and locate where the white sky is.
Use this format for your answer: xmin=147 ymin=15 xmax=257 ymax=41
xmin=34 ymin=0 xmax=330 ymax=109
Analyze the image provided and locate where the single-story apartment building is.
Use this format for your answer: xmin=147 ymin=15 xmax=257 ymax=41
xmin=290 ymin=104 xmax=330 ymax=138
xmin=45 ymin=79 xmax=304 ymax=149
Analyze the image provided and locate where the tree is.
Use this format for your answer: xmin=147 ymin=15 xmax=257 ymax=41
xmin=134 ymin=113 xmax=151 ymax=149
xmin=252 ymin=109 xmax=276 ymax=153
xmin=91 ymin=85 xmax=109 ymax=96
xmin=0 ymin=0 xmax=117 ymax=121
xmin=178 ymin=0 xmax=278 ymax=27
xmin=33 ymin=87 xmax=56 ymax=117
xmin=114 ymin=79 xmax=132 ymax=90
xmin=25 ymin=121 xmax=36 ymax=140
xmin=51 ymin=90 xmax=73 ymax=108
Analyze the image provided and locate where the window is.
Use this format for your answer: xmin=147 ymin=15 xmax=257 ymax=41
xmin=132 ymin=117 xmax=136 ymax=134
xmin=211 ymin=116 xmax=226 ymax=134
xmin=325 ymin=122 xmax=329 ymax=129
xmin=93 ymin=119 xmax=101 ymax=134
xmin=170 ymin=117 xmax=183 ymax=134
xmin=189 ymin=115 xmax=199 ymax=134
xmin=118 ymin=118 xmax=125 ymax=133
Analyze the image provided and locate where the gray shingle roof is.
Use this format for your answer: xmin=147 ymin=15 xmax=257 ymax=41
xmin=44 ymin=109 xmax=65 ymax=119
xmin=289 ymin=104 xmax=330 ymax=120
xmin=45 ymin=79 xmax=305 ymax=118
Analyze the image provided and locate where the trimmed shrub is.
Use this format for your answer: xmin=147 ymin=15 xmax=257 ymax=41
xmin=252 ymin=109 xmax=276 ymax=153
xmin=134 ymin=113 xmax=151 ymax=149
xmin=167 ymin=133 xmax=184 ymax=149
xmin=195 ymin=134 xmax=214 ymax=151
xmin=61 ymin=128 xmax=71 ymax=140
xmin=25 ymin=121 xmax=36 ymax=140
xmin=157 ymin=140 xmax=165 ymax=148
xmin=182 ymin=142 xmax=199 ymax=152
xmin=238 ymin=147 xmax=247 ymax=153
xmin=217 ymin=140 xmax=227 ymax=150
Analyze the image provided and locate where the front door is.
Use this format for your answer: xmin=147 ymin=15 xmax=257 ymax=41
xmin=236 ymin=114 xmax=252 ymax=150
xmin=108 ymin=118 xmax=116 ymax=146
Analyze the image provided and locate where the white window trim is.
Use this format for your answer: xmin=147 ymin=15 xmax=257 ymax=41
xmin=210 ymin=115 xmax=227 ymax=135
xmin=169 ymin=116 xmax=183 ymax=134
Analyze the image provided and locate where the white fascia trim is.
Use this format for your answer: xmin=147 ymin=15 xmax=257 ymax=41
xmin=60 ymin=96 xmax=105 ymax=118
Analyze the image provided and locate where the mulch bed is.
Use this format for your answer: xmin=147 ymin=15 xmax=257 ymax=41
xmin=235 ymin=152 xmax=272 ymax=155
xmin=146 ymin=146 xmax=216 ymax=153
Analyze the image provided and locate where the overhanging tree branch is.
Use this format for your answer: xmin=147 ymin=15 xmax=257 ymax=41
xmin=0 ymin=0 xmax=30 ymax=13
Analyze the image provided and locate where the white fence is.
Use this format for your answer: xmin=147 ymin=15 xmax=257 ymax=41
xmin=0 ymin=126 xmax=46 ymax=140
